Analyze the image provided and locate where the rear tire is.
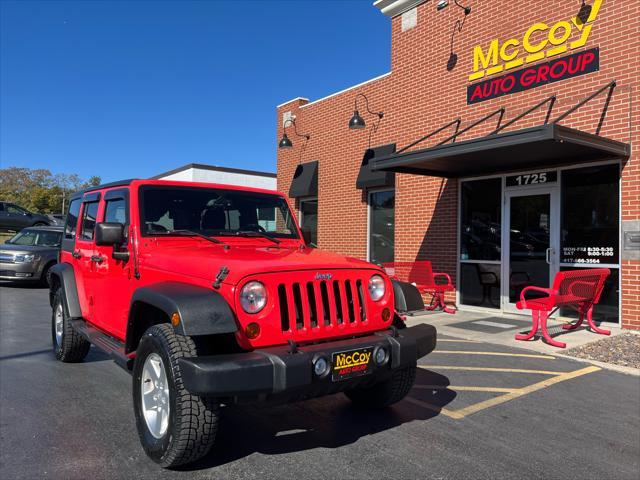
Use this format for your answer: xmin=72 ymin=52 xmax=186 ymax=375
xmin=133 ymin=324 xmax=219 ymax=468
xmin=52 ymin=288 xmax=91 ymax=362
xmin=344 ymin=364 xmax=416 ymax=408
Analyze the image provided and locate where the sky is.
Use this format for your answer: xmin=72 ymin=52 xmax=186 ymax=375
xmin=0 ymin=0 xmax=390 ymax=183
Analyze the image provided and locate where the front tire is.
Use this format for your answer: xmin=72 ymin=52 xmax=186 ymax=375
xmin=41 ymin=262 xmax=55 ymax=287
xmin=52 ymin=288 xmax=91 ymax=362
xmin=344 ymin=364 xmax=417 ymax=408
xmin=132 ymin=324 xmax=219 ymax=468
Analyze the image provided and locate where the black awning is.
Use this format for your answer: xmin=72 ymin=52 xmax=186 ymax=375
xmin=373 ymin=124 xmax=630 ymax=178
xmin=356 ymin=143 xmax=396 ymax=190
xmin=289 ymin=161 xmax=318 ymax=198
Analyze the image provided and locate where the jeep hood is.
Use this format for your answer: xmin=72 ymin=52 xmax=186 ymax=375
xmin=145 ymin=244 xmax=380 ymax=285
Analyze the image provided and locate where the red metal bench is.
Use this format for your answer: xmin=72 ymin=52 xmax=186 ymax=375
xmin=383 ymin=261 xmax=455 ymax=314
xmin=515 ymin=268 xmax=611 ymax=348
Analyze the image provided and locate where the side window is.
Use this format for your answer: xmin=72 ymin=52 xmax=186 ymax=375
xmin=80 ymin=202 xmax=99 ymax=241
xmin=65 ymin=199 xmax=81 ymax=239
xmin=6 ymin=204 xmax=28 ymax=215
xmin=104 ymin=198 xmax=128 ymax=224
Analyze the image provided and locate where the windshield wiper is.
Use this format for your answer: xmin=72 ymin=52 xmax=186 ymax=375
xmin=159 ymin=229 xmax=228 ymax=247
xmin=226 ymin=230 xmax=281 ymax=245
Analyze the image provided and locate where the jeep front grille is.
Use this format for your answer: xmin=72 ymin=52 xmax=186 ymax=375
xmin=277 ymin=279 xmax=367 ymax=333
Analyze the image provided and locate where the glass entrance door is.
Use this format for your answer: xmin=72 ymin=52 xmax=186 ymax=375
xmin=503 ymin=188 xmax=559 ymax=313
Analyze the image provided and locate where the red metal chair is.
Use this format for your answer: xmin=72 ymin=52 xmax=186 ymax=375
xmin=515 ymin=268 xmax=610 ymax=348
xmin=383 ymin=261 xmax=456 ymax=314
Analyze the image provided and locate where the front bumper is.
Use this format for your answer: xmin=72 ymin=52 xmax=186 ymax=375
xmin=178 ymin=323 xmax=436 ymax=402
xmin=0 ymin=262 xmax=40 ymax=281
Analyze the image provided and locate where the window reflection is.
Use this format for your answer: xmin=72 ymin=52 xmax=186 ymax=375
xmin=369 ymin=190 xmax=395 ymax=264
xmin=299 ymin=198 xmax=318 ymax=247
xmin=461 ymin=178 xmax=501 ymax=261
xmin=561 ymin=164 xmax=619 ymax=264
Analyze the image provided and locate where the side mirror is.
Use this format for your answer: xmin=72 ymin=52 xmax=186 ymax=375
xmin=95 ymin=222 xmax=126 ymax=246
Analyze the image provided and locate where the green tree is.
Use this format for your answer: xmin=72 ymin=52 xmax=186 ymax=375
xmin=0 ymin=167 xmax=101 ymax=214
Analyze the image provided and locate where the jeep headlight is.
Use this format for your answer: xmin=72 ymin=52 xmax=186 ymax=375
xmin=368 ymin=274 xmax=385 ymax=301
xmin=14 ymin=254 xmax=38 ymax=263
xmin=240 ymin=281 xmax=267 ymax=314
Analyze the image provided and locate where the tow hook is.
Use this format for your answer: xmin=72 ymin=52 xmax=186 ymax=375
xmin=287 ymin=339 xmax=299 ymax=354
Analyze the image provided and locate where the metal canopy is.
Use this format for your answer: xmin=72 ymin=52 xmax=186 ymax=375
xmin=288 ymin=161 xmax=319 ymax=198
xmin=373 ymin=124 xmax=630 ymax=178
xmin=356 ymin=143 xmax=396 ymax=190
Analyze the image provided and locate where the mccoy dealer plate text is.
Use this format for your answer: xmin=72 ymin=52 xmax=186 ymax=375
xmin=331 ymin=346 xmax=374 ymax=382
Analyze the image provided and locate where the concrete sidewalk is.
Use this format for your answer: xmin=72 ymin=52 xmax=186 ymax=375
xmin=405 ymin=308 xmax=639 ymax=375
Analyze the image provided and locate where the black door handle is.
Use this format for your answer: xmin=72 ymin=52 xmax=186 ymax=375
xmin=72 ymin=251 xmax=81 ymax=259
xmin=90 ymin=255 xmax=104 ymax=264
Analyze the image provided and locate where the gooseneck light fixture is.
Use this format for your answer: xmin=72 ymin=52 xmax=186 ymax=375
xmin=348 ymin=93 xmax=384 ymax=147
xmin=278 ymin=118 xmax=310 ymax=150
xmin=444 ymin=0 xmax=472 ymax=71
xmin=577 ymin=1 xmax=592 ymax=25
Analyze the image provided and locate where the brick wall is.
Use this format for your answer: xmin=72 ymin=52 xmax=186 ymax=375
xmin=277 ymin=0 xmax=639 ymax=329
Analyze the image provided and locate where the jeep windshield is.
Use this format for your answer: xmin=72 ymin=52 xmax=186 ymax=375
xmin=139 ymin=186 xmax=300 ymax=240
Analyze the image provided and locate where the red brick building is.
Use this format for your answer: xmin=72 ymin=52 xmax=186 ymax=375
xmin=276 ymin=0 xmax=639 ymax=330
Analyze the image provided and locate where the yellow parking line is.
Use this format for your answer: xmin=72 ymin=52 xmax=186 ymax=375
xmin=404 ymin=397 xmax=465 ymax=419
xmin=433 ymin=350 xmax=556 ymax=360
xmin=419 ymin=365 xmax=563 ymax=375
xmin=451 ymin=366 xmax=601 ymax=418
xmin=414 ymin=385 xmax=518 ymax=393
xmin=437 ymin=339 xmax=481 ymax=343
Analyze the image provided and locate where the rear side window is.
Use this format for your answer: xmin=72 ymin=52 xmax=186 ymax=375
xmin=80 ymin=202 xmax=99 ymax=241
xmin=65 ymin=199 xmax=81 ymax=239
xmin=104 ymin=198 xmax=128 ymax=224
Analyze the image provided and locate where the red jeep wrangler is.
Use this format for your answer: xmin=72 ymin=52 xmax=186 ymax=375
xmin=49 ymin=179 xmax=436 ymax=467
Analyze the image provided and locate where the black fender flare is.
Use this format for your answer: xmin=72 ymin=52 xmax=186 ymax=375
xmin=127 ymin=282 xmax=238 ymax=343
xmin=391 ymin=278 xmax=425 ymax=313
xmin=48 ymin=262 xmax=82 ymax=319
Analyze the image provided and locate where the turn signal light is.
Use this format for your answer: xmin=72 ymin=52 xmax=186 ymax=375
xmin=171 ymin=312 xmax=181 ymax=327
xmin=245 ymin=322 xmax=261 ymax=339
xmin=381 ymin=308 xmax=391 ymax=322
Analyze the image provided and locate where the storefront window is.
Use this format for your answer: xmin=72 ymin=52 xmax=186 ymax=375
xmin=460 ymin=178 xmax=502 ymax=261
xmin=460 ymin=178 xmax=501 ymax=309
xmin=561 ymin=164 xmax=619 ymax=264
xmin=299 ymin=198 xmax=318 ymax=247
xmin=369 ymin=190 xmax=395 ymax=264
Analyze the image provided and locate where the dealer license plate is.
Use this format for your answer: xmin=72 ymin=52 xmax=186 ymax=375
xmin=331 ymin=346 xmax=374 ymax=382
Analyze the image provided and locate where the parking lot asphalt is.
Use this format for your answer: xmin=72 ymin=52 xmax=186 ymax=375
xmin=1 ymin=284 xmax=639 ymax=480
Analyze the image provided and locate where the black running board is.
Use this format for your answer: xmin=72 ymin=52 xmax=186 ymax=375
xmin=70 ymin=319 xmax=133 ymax=371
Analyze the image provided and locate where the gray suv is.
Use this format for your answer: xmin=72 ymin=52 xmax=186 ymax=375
xmin=0 ymin=226 xmax=62 ymax=285
xmin=0 ymin=202 xmax=52 ymax=231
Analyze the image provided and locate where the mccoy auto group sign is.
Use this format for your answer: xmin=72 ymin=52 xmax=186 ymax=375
xmin=467 ymin=0 xmax=603 ymax=104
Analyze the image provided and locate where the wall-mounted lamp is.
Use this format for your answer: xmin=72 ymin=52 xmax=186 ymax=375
xmin=577 ymin=1 xmax=592 ymax=24
xmin=440 ymin=0 xmax=472 ymax=71
xmin=348 ymin=93 xmax=383 ymax=131
xmin=348 ymin=93 xmax=384 ymax=148
xmin=278 ymin=119 xmax=310 ymax=149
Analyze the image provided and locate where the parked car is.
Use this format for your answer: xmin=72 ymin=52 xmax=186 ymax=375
xmin=47 ymin=214 xmax=66 ymax=226
xmin=0 ymin=201 xmax=52 ymax=231
xmin=49 ymin=179 xmax=437 ymax=468
xmin=0 ymin=226 xmax=62 ymax=285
